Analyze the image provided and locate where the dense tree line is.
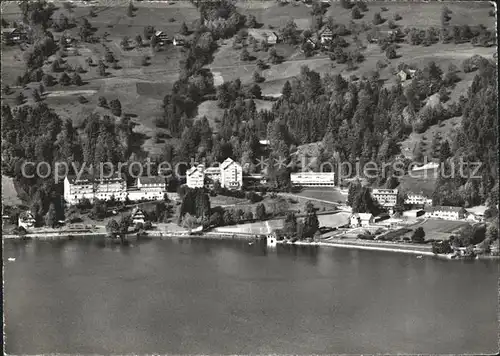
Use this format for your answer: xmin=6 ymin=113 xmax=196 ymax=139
xmin=433 ymin=58 xmax=498 ymax=207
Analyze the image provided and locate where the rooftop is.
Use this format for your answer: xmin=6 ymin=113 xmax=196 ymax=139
xmin=2 ymin=28 xmax=19 ymax=34
xmin=424 ymin=206 xmax=465 ymax=213
xmin=66 ymin=172 xmax=124 ymax=184
xmin=19 ymin=211 xmax=35 ymax=221
xmin=204 ymin=167 xmax=221 ymax=174
xmin=352 ymin=213 xmax=374 ymax=220
xmin=138 ymin=176 xmax=165 ymax=185
xmin=372 ymin=188 xmax=398 ymax=194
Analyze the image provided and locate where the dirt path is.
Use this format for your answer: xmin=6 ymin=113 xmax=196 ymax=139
xmin=46 ymin=89 xmax=98 ymax=97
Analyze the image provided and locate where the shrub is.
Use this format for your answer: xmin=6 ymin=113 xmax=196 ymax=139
xmin=411 ymin=227 xmax=426 ymax=243
xmin=32 ymin=89 xmax=42 ymax=102
xmin=71 ymin=73 xmax=83 ymax=86
xmin=376 ymin=59 xmax=388 ymax=69
xmin=59 ymin=72 xmax=71 ymax=86
xmin=253 ymin=71 xmax=264 ymax=83
xmin=15 ymin=92 xmax=25 ymax=105
xmin=109 ymin=98 xmax=122 ymax=116
xmin=98 ymin=96 xmax=107 ymax=107
xmin=373 ymin=12 xmax=383 ymax=25
xmin=432 ymin=240 xmax=453 ymax=254
xmin=105 ymin=51 xmax=115 ymax=63
xmin=386 ymin=45 xmax=397 ymax=59
xmin=240 ymin=48 xmax=250 ymax=61
xmin=3 ymin=84 xmax=11 ymax=95
xmin=351 ymin=6 xmax=362 ymax=20
xmin=42 ymin=74 xmax=55 ymax=87
xmin=357 ymin=233 xmax=374 ymax=240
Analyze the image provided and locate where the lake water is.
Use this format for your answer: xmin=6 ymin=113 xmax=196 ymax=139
xmin=3 ymin=238 xmax=499 ymax=354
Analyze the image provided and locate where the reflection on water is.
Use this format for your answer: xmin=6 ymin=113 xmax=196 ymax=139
xmin=3 ymin=238 xmax=499 ymax=355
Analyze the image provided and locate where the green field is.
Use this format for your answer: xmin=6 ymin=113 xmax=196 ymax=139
xmin=295 ymin=189 xmax=347 ymax=203
xmin=212 ymin=211 xmax=350 ymax=234
xmin=1 ymin=175 xmax=22 ymax=206
xmin=0 ymin=0 xmax=495 ymax=161
xmin=412 ymin=218 xmax=469 ymax=240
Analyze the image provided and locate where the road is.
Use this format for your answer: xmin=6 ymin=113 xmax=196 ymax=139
xmin=278 ymin=192 xmax=352 ymax=212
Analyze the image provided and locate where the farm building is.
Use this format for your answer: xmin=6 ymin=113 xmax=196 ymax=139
xmin=424 ymin=206 xmax=466 ymax=221
xmin=320 ymin=27 xmax=333 ymax=44
xmin=154 ymin=30 xmax=170 ymax=45
xmin=1 ymin=28 xmax=26 ymax=45
xmin=173 ymin=34 xmax=186 ymax=46
xmin=350 ymin=213 xmax=374 ymax=228
xmin=248 ymin=29 xmax=279 ymax=44
xmin=302 ymin=32 xmax=319 ymax=48
xmin=403 ymin=209 xmax=425 ymax=218
xmin=397 ymin=68 xmax=417 ymax=82
xmin=131 ymin=206 xmax=146 ymax=225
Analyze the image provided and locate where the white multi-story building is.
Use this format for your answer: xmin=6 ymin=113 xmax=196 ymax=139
xmin=371 ymin=188 xmax=398 ymax=209
xmin=290 ymin=172 xmax=335 ymax=187
xmin=185 ymin=159 xmax=243 ymax=190
xmin=126 ymin=176 xmax=166 ymax=201
xmin=350 ymin=213 xmax=374 ymax=228
xmin=424 ymin=206 xmax=466 ymax=220
xmin=135 ymin=176 xmax=165 ymax=199
xmin=65 ymin=173 xmax=167 ymax=205
xmin=186 ymin=165 xmax=206 ymax=189
xmin=64 ymin=173 xmax=127 ymax=205
xmin=220 ymin=158 xmax=243 ymax=190
xmin=404 ymin=192 xmax=433 ymax=208
xmin=94 ymin=175 xmax=127 ymax=201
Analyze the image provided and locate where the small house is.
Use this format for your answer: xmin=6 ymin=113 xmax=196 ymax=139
xmin=18 ymin=210 xmax=36 ymax=230
xmin=173 ymin=35 xmax=185 ymax=46
xmin=267 ymin=232 xmax=277 ymax=247
xmin=397 ymin=68 xmax=417 ymax=82
xmin=266 ymin=32 xmax=278 ymax=45
xmin=155 ymin=30 xmax=170 ymax=45
xmin=131 ymin=206 xmax=146 ymax=225
xmin=1 ymin=28 xmax=26 ymax=45
xmin=466 ymin=212 xmax=484 ymax=223
xmin=350 ymin=213 xmax=374 ymax=228
xmin=2 ymin=214 xmax=10 ymax=228
xmin=320 ymin=27 xmax=333 ymax=44
xmin=304 ymin=35 xmax=319 ymax=49
xmin=248 ymin=29 xmax=278 ymax=45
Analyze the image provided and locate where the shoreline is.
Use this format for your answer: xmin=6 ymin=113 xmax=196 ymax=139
xmin=278 ymin=240 xmax=441 ymax=258
xmin=3 ymin=231 xmax=499 ymax=260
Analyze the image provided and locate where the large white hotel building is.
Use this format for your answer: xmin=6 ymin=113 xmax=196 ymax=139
xmin=63 ymin=173 xmax=167 ymax=205
xmin=290 ymin=172 xmax=335 ymax=187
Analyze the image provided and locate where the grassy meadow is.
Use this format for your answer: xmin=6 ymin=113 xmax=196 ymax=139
xmin=0 ymin=0 xmax=495 ymax=160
